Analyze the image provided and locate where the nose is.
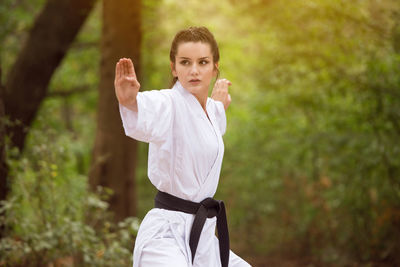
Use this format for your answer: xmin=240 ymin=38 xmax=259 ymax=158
xmin=190 ymin=63 xmax=199 ymax=75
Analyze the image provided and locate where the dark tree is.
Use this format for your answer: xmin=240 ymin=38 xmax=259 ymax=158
xmin=4 ymin=0 xmax=97 ymax=152
xmin=0 ymin=66 xmax=7 ymax=236
xmin=1 ymin=0 xmax=96 ymax=237
xmin=89 ymin=0 xmax=141 ymax=221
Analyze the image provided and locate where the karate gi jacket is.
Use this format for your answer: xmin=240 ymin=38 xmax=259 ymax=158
xmin=119 ymin=81 xmax=251 ymax=267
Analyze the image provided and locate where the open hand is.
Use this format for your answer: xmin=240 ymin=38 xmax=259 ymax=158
xmin=211 ymin=79 xmax=232 ymax=110
xmin=114 ymin=58 xmax=140 ymax=111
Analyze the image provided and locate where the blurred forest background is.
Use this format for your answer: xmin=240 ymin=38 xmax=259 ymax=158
xmin=1 ymin=0 xmax=399 ymax=266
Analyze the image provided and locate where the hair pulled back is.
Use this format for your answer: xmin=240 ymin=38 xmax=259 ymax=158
xmin=169 ymin=26 xmax=220 ymax=87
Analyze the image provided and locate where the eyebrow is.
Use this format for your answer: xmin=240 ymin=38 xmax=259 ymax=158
xmin=178 ymin=56 xmax=210 ymax=60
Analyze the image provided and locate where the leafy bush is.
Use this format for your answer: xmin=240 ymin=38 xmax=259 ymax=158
xmin=0 ymin=122 xmax=139 ymax=267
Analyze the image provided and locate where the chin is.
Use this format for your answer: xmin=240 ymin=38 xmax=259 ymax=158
xmin=184 ymin=83 xmax=200 ymax=89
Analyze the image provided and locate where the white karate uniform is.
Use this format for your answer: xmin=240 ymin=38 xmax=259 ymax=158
xmin=119 ymin=81 xmax=251 ymax=267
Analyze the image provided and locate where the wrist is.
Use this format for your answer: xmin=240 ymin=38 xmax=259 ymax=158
xmin=121 ymin=98 xmax=138 ymax=112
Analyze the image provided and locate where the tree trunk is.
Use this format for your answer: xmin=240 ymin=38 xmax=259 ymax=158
xmin=4 ymin=0 xmax=96 ymax=152
xmin=0 ymin=66 xmax=7 ymax=236
xmin=89 ymin=0 xmax=141 ymax=221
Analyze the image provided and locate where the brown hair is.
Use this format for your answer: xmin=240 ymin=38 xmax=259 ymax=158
xmin=169 ymin=26 xmax=220 ymax=87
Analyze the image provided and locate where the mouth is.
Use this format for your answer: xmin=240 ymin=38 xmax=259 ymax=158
xmin=189 ymin=79 xmax=201 ymax=83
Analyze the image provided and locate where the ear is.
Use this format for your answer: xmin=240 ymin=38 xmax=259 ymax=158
xmin=213 ymin=62 xmax=219 ymax=76
xmin=170 ymin=62 xmax=177 ymax=77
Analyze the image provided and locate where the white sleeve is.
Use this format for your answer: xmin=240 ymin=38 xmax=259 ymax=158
xmin=119 ymin=90 xmax=174 ymax=143
xmin=212 ymin=100 xmax=227 ymax=135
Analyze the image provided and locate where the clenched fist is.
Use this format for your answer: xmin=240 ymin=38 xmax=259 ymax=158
xmin=211 ymin=79 xmax=232 ymax=110
xmin=114 ymin=58 xmax=141 ymax=111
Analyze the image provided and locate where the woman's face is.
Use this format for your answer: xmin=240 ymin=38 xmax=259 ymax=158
xmin=171 ymin=41 xmax=218 ymax=98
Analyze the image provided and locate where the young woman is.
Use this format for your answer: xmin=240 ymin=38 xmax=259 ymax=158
xmin=115 ymin=26 xmax=250 ymax=267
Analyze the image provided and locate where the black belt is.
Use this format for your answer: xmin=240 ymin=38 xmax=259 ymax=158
xmin=154 ymin=190 xmax=230 ymax=267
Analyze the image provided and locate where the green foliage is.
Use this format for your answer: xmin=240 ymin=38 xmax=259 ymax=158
xmin=1 ymin=2 xmax=139 ymax=265
xmin=217 ymin=0 xmax=400 ymax=264
xmin=1 ymin=123 xmax=138 ymax=266
xmin=0 ymin=0 xmax=46 ymax=73
xmin=2 ymin=0 xmax=400 ymax=265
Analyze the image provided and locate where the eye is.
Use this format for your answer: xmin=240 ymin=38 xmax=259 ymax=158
xmin=180 ymin=60 xmax=190 ymax=65
xmin=200 ymin=60 xmax=209 ymax=65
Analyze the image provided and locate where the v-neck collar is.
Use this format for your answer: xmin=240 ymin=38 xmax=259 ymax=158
xmin=173 ymin=81 xmax=224 ymax=193
xmin=173 ymin=81 xmax=213 ymax=124
xmin=170 ymin=81 xmax=225 ymax=199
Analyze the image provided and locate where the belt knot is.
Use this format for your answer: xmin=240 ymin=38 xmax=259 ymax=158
xmin=200 ymin=197 xmax=220 ymax=213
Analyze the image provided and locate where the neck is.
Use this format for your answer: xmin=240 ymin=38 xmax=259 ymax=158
xmin=193 ymin=92 xmax=208 ymax=112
